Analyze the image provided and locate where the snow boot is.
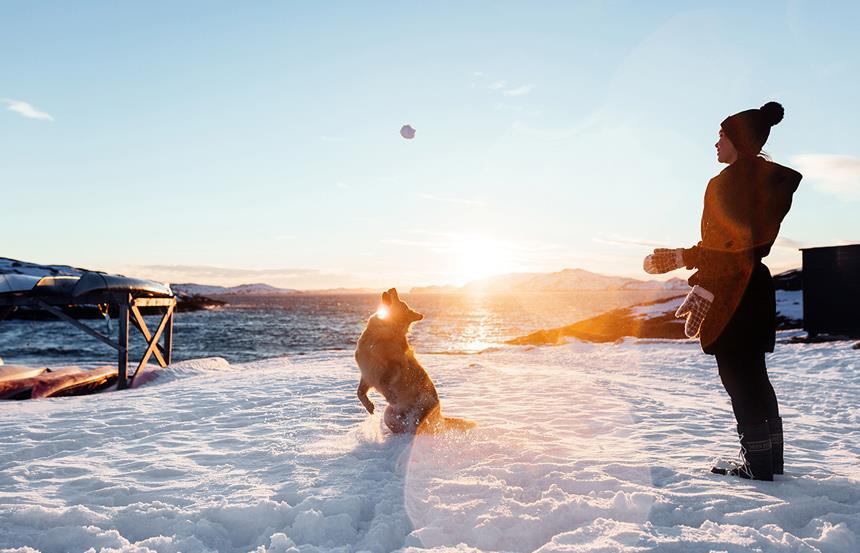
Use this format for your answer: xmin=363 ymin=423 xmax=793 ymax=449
xmin=712 ymin=422 xmax=773 ymax=481
xmin=768 ymin=416 xmax=784 ymax=475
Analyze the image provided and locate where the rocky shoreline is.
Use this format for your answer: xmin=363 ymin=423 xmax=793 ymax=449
xmin=507 ymin=272 xmax=805 ymax=346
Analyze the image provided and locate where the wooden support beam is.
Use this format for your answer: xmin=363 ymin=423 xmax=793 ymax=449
xmin=117 ymin=301 xmax=130 ymax=390
xmin=10 ymin=292 xmax=178 ymax=392
xmin=163 ymin=309 xmax=174 ymax=366
xmin=128 ymin=304 xmax=174 ymax=387
xmin=129 ymin=304 xmax=168 ymax=367
xmin=34 ymin=300 xmax=120 ymax=351
xmin=0 ymin=294 xmax=175 ymax=308
xmin=130 ymin=297 xmax=176 ymax=307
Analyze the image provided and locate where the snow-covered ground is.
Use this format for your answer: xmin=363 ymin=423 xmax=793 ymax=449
xmin=0 ymin=258 xmax=83 ymax=278
xmin=631 ymin=289 xmax=804 ymax=326
xmin=1 ymin=336 xmax=858 ymax=553
xmin=776 ymin=290 xmax=803 ymax=322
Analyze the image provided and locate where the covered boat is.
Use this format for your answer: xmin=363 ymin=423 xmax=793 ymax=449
xmin=1 ymin=266 xmax=176 ymax=391
xmin=0 ymin=365 xmax=119 ymax=400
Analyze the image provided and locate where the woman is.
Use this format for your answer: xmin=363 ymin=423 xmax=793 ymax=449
xmin=644 ymin=101 xmax=802 ymax=481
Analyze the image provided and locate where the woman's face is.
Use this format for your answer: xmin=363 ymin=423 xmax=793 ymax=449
xmin=715 ymin=128 xmax=738 ymax=164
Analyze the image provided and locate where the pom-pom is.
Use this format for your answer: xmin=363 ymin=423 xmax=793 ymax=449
xmin=760 ymin=101 xmax=784 ymax=126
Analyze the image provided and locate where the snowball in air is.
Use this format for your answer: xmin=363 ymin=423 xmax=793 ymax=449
xmin=400 ymin=125 xmax=416 ymax=139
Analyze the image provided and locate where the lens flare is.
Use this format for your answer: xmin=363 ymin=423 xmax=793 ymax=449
xmin=376 ymin=305 xmax=390 ymax=319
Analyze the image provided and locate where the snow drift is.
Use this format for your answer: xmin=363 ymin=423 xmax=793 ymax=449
xmin=1 ymin=337 xmax=858 ymax=552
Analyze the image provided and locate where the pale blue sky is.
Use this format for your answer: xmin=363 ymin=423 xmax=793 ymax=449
xmin=2 ymin=1 xmax=859 ymax=289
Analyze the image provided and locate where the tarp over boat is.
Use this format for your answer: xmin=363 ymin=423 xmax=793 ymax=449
xmin=72 ymin=272 xmax=172 ymax=298
xmin=0 ymin=274 xmax=41 ymax=294
xmin=0 ymin=272 xmax=172 ymax=298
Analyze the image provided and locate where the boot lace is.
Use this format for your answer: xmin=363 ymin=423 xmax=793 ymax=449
xmin=731 ymin=430 xmax=754 ymax=479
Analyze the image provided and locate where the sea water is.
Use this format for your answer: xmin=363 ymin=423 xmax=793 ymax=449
xmin=0 ymin=291 xmax=676 ymax=365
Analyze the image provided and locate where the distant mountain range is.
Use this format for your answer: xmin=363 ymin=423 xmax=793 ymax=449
xmin=2 ymin=257 xmax=692 ymax=296
xmin=176 ymin=268 xmax=691 ymax=296
xmin=409 ymin=268 xmax=690 ymax=294
xmin=171 ymin=283 xmax=386 ymax=296
xmin=6 ymin=257 xmax=769 ymax=296
xmin=171 ymin=283 xmax=298 ymax=297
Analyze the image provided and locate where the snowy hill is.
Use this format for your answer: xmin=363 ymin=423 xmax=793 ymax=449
xmin=412 ymin=268 xmax=689 ymax=294
xmin=171 ymin=282 xmax=298 ymax=297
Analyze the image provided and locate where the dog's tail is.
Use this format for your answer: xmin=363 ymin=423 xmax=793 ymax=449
xmin=440 ymin=416 xmax=476 ymax=432
xmin=419 ymin=416 xmax=475 ymax=434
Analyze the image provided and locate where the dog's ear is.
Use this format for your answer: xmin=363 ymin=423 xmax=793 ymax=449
xmin=382 ymin=291 xmax=390 ymax=305
xmin=389 ymin=288 xmax=399 ymax=301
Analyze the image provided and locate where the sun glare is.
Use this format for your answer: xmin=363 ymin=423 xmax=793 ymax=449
xmin=454 ymin=237 xmax=513 ymax=285
xmin=376 ymin=305 xmax=390 ymax=319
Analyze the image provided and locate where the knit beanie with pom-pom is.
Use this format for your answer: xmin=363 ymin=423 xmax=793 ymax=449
xmin=721 ymin=101 xmax=785 ymax=156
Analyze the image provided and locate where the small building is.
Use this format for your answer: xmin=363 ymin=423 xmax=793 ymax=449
xmin=801 ymin=244 xmax=860 ymax=338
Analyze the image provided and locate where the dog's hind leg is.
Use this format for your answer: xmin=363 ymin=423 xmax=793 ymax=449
xmin=385 ymin=404 xmax=425 ymax=434
xmin=384 ymin=405 xmax=408 ymax=433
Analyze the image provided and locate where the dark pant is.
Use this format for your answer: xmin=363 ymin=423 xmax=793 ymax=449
xmin=715 ymin=350 xmax=779 ymax=426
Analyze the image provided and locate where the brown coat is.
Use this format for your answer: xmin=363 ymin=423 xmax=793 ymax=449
xmin=689 ymin=156 xmax=801 ymax=353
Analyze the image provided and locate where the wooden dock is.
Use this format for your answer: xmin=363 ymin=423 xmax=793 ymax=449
xmin=0 ymin=291 xmax=176 ymax=389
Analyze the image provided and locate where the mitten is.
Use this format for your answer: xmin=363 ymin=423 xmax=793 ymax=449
xmin=675 ymin=285 xmax=715 ymax=338
xmin=643 ymin=248 xmax=685 ymax=274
